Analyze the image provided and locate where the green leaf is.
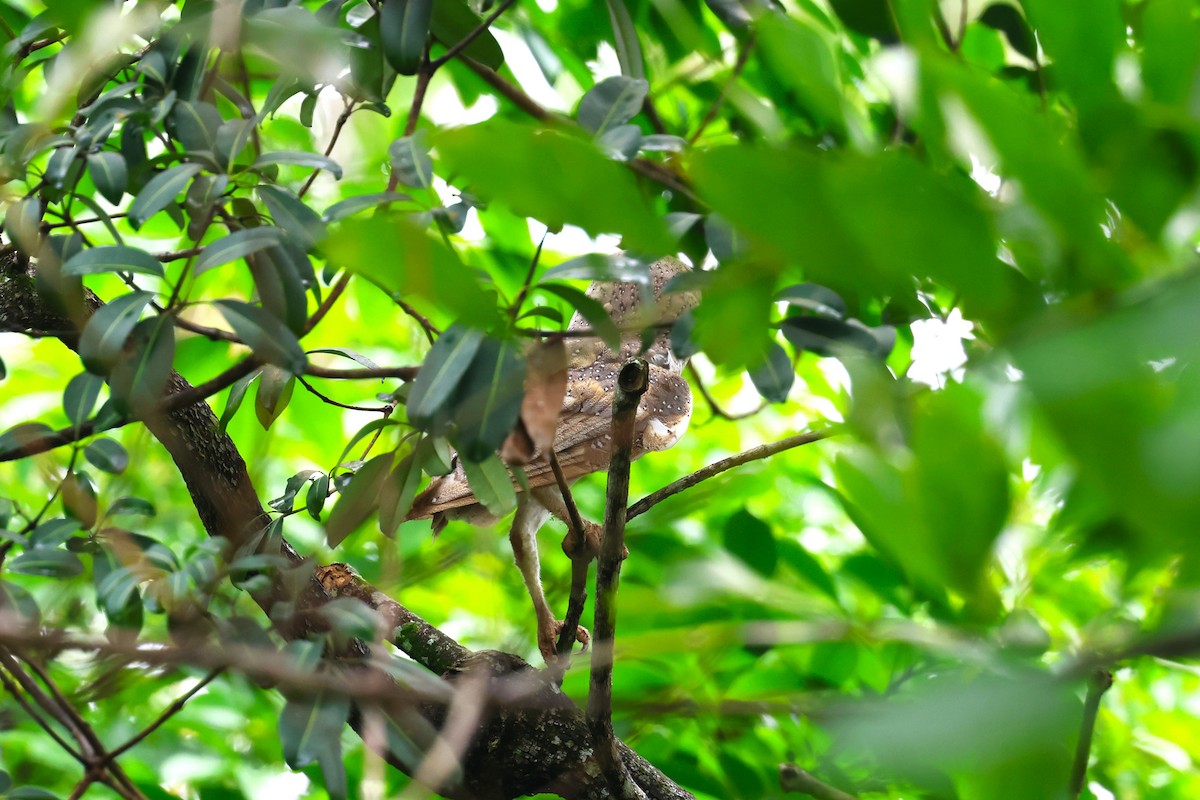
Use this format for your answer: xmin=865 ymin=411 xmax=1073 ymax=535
xmin=461 ymin=454 xmax=516 ymax=517
xmin=325 ymin=454 xmax=390 ymax=548
xmin=781 ymin=316 xmax=893 ymax=359
xmin=84 ymin=438 xmax=128 ymax=474
xmin=406 ymin=324 xmax=485 ymax=432
xmin=321 ymin=192 xmax=411 ymax=222
xmin=169 ymin=100 xmax=222 ymax=152
xmin=87 ymin=151 xmax=128 ymax=204
xmin=257 ymin=184 xmax=327 ymax=250
xmin=723 ymin=508 xmax=778 ymax=578
xmin=214 ymin=300 xmax=308 ymax=374
xmin=451 ymin=337 xmax=525 ymax=463
xmin=379 ymin=455 xmax=421 ymax=536
xmin=254 ymin=365 xmax=295 ymax=430
xmin=128 ymin=163 xmax=202 ymax=229
xmin=108 ymin=496 xmax=156 ymax=518
xmin=435 ymin=120 xmax=671 ymax=252
xmin=324 ymin=215 xmax=499 ymax=323
xmin=195 ymin=228 xmax=284 ymax=274
xmin=777 ymin=283 xmax=846 ymax=318
xmin=430 ymin=0 xmax=504 ymax=69
xmin=63 ymin=245 xmax=164 ymax=278
xmin=30 ymin=519 xmax=80 ymax=549
xmin=0 ymin=580 xmax=41 ymax=624
xmin=748 ymin=340 xmax=794 ymax=404
xmin=536 ymin=283 xmax=621 ymax=350
xmin=63 ymin=371 xmax=103 ymax=426
xmin=4 ymin=197 xmax=42 ymax=254
xmin=388 ymin=131 xmax=433 ymax=189
xmin=78 ymin=291 xmax=156 ymax=373
xmin=543 ymin=253 xmax=649 ymax=285
xmin=279 ymin=690 xmax=350 ymax=770
xmin=109 ymin=318 xmax=175 ymax=416
xmin=9 ymin=548 xmax=84 ymax=578
xmin=604 ymin=0 xmax=644 ymax=80
xmin=380 ymin=0 xmax=434 ymax=75
xmin=306 ymin=474 xmax=330 ymax=521
xmin=755 ymin=13 xmax=850 ymax=140
xmin=219 ymin=370 xmax=260 ymax=431
xmin=251 ymin=150 xmax=344 ymax=180
xmin=577 ymin=75 xmax=648 ymax=135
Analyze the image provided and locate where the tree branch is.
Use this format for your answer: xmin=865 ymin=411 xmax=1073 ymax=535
xmin=1069 ymin=669 xmax=1113 ymax=798
xmin=589 ymin=359 xmax=649 ymax=799
xmin=627 ymin=429 xmax=835 ymax=520
xmin=779 ymin=764 xmax=858 ymax=800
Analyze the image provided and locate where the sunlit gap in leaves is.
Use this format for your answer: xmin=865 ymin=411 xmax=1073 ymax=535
xmin=908 ymin=309 xmax=975 ymax=388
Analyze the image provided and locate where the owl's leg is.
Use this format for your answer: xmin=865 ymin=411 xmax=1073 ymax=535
xmin=509 ymin=497 xmax=587 ymax=662
xmin=532 ymin=486 xmax=627 ymax=561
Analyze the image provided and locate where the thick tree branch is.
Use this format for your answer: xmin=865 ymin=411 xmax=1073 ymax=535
xmin=589 ymin=359 xmax=649 ymax=800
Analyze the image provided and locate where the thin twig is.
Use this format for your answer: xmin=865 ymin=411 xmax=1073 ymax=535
xmin=689 ymin=32 xmax=756 ymax=144
xmin=299 ymin=97 xmax=355 ymax=198
xmin=397 ymin=298 xmax=440 ymax=343
xmin=0 ymin=662 xmax=84 ymax=761
xmin=686 ymin=362 xmax=765 ymax=421
xmin=779 ymin=763 xmax=858 ymax=800
xmin=510 ymin=232 xmax=547 ymax=324
xmin=461 ymin=55 xmax=553 ymax=121
xmin=551 ymin=450 xmax=591 ymax=663
xmin=403 ymin=55 xmax=433 ymax=138
xmin=627 ymin=429 xmax=835 ymax=520
xmin=588 ymin=359 xmax=649 ymax=799
xmin=305 ymin=364 xmax=418 ymax=381
xmin=1069 ymin=669 xmax=1113 ymax=798
xmin=304 ymin=270 xmax=351 ymax=335
xmin=104 ymin=669 xmax=222 ymax=763
xmin=296 ymin=376 xmax=390 ymax=413
xmin=428 ymin=0 xmax=519 ymax=69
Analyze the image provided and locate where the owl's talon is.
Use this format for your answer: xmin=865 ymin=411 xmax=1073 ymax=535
xmin=539 ymin=619 xmax=590 ymax=663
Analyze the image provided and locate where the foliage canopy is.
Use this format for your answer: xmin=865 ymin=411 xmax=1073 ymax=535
xmin=0 ymin=0 xmax=1199 ymax=798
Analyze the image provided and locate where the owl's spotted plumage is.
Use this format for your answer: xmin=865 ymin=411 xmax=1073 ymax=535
xmin=405 ymin=256 xmax=697 ymax=661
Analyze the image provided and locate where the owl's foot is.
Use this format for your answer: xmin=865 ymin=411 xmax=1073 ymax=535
xmin=561 ymin=520 xmax=629 ymax=562
xmin=539 ymin=618 xmax=590 ymax=664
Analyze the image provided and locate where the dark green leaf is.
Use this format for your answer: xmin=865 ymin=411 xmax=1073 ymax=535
xmin=387 ymin=131 xmax=433 ymax=188
xmin=87 ymin=151 xmax=128 ymax=204
xmin=195 ymin=228 xmax=284 ymax=274
xmin=84 ymin=438 xmax=128 ymax=475
xmin=537 ymin=283 xmax=622 ymax=350
xmin=4 ymin=197 xmax=42 ymax=254
xmin=30 ymin=519 xmax=80 ymax=549
xmin=577 ymin=75 xmax=649 ymax=135
xmin=380 ymin=0 xmax=434 ymax=75
xmin=461 ymin=454 xmax=516 ymax=517
xmin=251 ymin=150 xmax=344 ymax=180
xmin=321 ymin=191 xmax=411 ymax=222
xmin=605 ymin=0 xmax=644 ymax=80
xmin=325 ymin=454 xmax=390 ymax=548
xmin=452 ymin=337 xmax=525 ymax=463
xmin=306 ymin=474 xmax=330 ymax=521
xmin=219 ymin=370 xmax=260 ymax=431
xmin=63 ymin=245 xmax=164 ymax=278
xmin=63 ymin=371 xmax=103 ymax=426
xmin=109 ymin=318 xmax=175 ymax=416
xmin=9 ymin=548 xmax=84 ymax=578
xmin=781 ymin=316 xmax=893 ymax=359
xmin=279 ymin=690 xmax=351 ymax=769
xmin=0 ymin=580 xmax=38 ymax=623
xmin=78 ymin=291 xmax=156 ymax=373
xmin=748 ymin=340 xmax=794 ymax=404
xmin=430 ymin=0 xmax=504 ymax=69
xmin=777 ymin=283 xmax=846 ymax=318
xmin=169 ymin=100 xmax=222 ymax=152
xmin=108 ymin=497 xmax=156 ymax=518
xmin=128 ymin=164 xmax=202 ymax=229
xmin=406 ymin=324 xmax=485 ymax=432
xmin=722 ymin=508 xmax=778 ymax=578
xmin=258 ymin=184 xmax=328 ymax=250
xmin=379 ymin=455 xmax=421 ymax=536
xmin=215 ymin=300 xmax=308 ymax=374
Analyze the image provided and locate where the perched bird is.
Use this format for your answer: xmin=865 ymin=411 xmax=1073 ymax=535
xmin=406 ymin=256 xmax=697 ymax=661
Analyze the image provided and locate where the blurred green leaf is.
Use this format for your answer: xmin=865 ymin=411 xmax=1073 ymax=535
xmin=63 ymin=245 xmax=164 ymax=278
xmin=723 ymin=508 xmax=778 ymax=578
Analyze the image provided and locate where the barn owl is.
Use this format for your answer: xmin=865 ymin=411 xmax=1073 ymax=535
xmin=406 ymin=256 xmax=697 ymax=661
